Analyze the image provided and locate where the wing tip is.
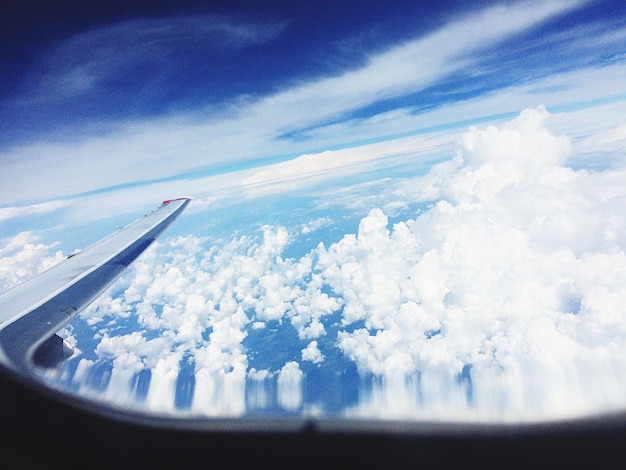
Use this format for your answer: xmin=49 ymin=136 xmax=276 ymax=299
xmin=162 ymin=197 xmax=192 ymax=205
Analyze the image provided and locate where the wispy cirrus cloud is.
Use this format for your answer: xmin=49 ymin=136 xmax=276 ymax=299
xmin=24 ymin=15 xmax=288 ymax=102
xmin=0 ymin=200 xmax=71 ymax=223
xmin=1 ymin=0 xmax=603 ymax=208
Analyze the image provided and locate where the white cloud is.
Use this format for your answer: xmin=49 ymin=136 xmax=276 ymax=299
xmin=313 ymin=107 xmax=626 ymax=419
xmin=301 ymin=340 xmax=324 ymax=364
xmin=301 ymin=217 xmax=332 ymax=235
xmin=144 ymin=352 xmax=182 ymax=412
xmin=277 ymin=361 xmax=303 ymax=410
xmin=36 ymin=105 xmax=626 ymax=421
xmin=246 ymin=1 xmax=586 ymax=132
xmin=0 ymin=231 xmax=64 ymax=292
xmin=63 ymin=224 xmax=314 ymax=414
xmin=0 ymin=200 xmax=70 ymax=223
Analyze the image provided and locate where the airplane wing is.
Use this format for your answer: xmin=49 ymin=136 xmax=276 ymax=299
xmin=0 ymin=198 xmax=190 ymax=373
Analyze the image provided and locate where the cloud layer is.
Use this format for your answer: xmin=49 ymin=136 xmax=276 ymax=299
xmin=32 ymin=106 xmax=626 ymax=421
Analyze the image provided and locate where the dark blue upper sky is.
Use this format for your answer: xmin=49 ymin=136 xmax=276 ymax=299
xmin=2 ymin=0 xmax=623 ymax=146
xmin=0 ymin=1 xmax=461 ymax=135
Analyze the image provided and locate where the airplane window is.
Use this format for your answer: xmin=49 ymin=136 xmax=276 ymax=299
xmin=1 ymin=0 xmax=626 ymax=439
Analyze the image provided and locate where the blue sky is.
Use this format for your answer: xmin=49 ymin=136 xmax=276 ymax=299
xmin=1 ymin=0 xmax=625 ymax=211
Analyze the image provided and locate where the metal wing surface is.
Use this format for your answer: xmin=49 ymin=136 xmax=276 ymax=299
xmin=0 ymin=198 xmax=190 ymax=373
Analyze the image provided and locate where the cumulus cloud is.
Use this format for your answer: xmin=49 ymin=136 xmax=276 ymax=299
xmin=315 ymin=107 xmax=626 ymax=419
xmin=277 ymin=361 xmax=303 ymax=410
xmin=301 ymin=340 xmax=324 ymax=364
xmin=0 ymin=232 xmax=64 ymax=292
xmin=59 ymin=228 xmax=317 ymax=414
xmin=38 ymin=106 xmax=626 ymax=421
